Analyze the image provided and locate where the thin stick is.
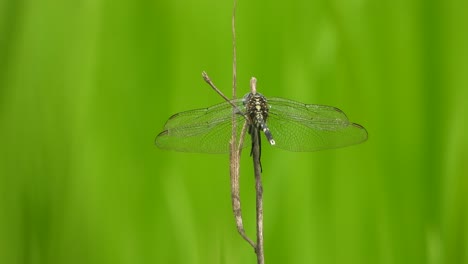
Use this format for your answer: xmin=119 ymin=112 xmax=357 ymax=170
xmin=202 ymin=0 xmax=264 ymax=259
xmin=232 ymin=0 xmax=237 ymax=101
xmin=202 ymin=72 xmax=235 ymax=107
xmin=202 ymin=71 xmax=254 ymax=249
xmin=231 ymin=121 xmax=250 ymax=244
xmin=230 ymin=132 xmax=256 ymax=249
xmin=250 ymin=78 xmax=265 ymax=264
xmin=202 ymin=72 xmax=244 ymax=115
xmin=229 ymin=0 xmax=257 ymax=250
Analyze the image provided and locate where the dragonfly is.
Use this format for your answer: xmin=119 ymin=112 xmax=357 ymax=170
xmin=155 ymin=89 xmax=368 ymax=154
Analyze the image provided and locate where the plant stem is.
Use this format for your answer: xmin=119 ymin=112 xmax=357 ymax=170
xmin=251 ymin=128 xmax=265 ymax=264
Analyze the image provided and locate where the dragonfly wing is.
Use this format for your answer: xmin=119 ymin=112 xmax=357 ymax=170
xmin=161 ymin=99 xmax=243 ymax=129
xmin=266 ymin=97 xmax=368 ymax=152
xmin=155 ymin=100 xmax=249 ymax=153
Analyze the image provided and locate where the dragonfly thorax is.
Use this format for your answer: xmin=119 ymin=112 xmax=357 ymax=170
xmin=243 ymin=93 xmax=276 ymax=145
xmin=244 ymin=93 xmax=269 ymax=126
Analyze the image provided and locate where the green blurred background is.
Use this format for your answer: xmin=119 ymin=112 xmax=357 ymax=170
xmin=1 ymin=0 xmax=467 ymax=263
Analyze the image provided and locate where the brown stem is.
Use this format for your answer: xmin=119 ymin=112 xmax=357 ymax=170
xmin=251 ymin=128 xmax=265 ymax=264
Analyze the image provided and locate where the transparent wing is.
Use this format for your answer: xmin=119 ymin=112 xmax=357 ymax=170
xmin=155 ymin=100 xmax=251 ymax=153
xmin=266 ymin=97 xmax=368 ymax=152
